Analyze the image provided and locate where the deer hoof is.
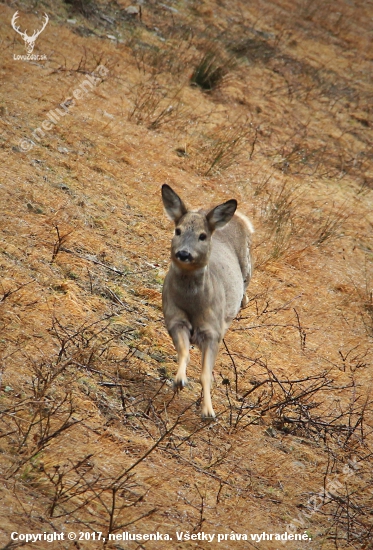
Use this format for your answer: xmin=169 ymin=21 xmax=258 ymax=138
xmin=173 ymin=377 xmax=187 ymax=391
xmin=201 ymin=407 xmax=216 ymax=420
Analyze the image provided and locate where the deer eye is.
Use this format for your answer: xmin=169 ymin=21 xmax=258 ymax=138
xmin=175 ymin=228 xmax=181 ymax=236
xmin=199 ymin=233 xmax=207 ymax=241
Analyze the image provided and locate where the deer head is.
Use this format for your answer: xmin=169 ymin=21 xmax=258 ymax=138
xmin=11 ymin=11 xmax=49 ymax=54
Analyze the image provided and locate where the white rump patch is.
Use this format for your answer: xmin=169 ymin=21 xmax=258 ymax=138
xmin=235 ymin=211 xmax=254 ymax=234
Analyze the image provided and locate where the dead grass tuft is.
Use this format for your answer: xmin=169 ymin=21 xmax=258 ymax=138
xmin=190 ymin=46 xmax=236 ymax=91
xmin=128 ymin=80 xmax=189 ymax=130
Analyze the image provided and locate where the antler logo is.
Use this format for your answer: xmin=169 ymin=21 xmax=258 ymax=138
xmin=11 ymin=11 xmax=49 ymax=54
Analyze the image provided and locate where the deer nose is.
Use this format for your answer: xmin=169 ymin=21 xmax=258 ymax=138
xmin=176 ymin=250 xmax=192 ymax=262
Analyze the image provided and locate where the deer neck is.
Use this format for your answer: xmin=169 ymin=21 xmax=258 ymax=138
xmin=170 ymin=263 xmax=210 ymax=292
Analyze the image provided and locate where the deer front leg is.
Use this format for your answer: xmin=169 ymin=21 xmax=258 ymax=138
xmin=200 ymin=340 xmax=219 ymax=419
xmin=169 ymin=325 xmax=191 ymax=390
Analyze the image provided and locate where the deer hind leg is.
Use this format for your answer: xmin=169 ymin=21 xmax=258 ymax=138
xmin=241 ymin=247 xmax=252 ymax=308
xmin=169 ymin=325 xmax=191 ymax=390
xmin=200 ymin=340 xmax=219 ymax=419
xmin=241 ymin=276 xmax=249 ymax=307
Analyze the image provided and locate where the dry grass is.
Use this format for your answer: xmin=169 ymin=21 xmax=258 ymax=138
xmin=1 ymin=0 xmax=373 ymax=548
xmin=190 ymin=46 xmax=236 ymax=91
xmin=127 ymin=79 xmax=189 ymax=130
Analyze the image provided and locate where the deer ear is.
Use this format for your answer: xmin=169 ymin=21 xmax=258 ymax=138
xmin=207 ymin=199 xmax=237 ymax=232
xmin=161 ymin=185 xmax=188 ymax=224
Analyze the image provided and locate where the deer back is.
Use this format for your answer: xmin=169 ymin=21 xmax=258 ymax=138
xmin=208 ymin=212 xmax=253 ymax=322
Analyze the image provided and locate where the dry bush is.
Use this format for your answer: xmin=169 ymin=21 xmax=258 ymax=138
xmin=0 ymin=315 xmax=191 ymax=536
xmin=219 ymin=341 xmax=372 ymax=447
xmin=252 ymin=177 xmax=350 ymax=267
xmin=311 ymin=205 xmax=349 ymax=247
xmin=128 ymin=80 xmax=190 ymax=130
xmin=254 ymin=181 xmax=302 ymax=264
xmin=185 ymin=118 xmax=257 ymax=176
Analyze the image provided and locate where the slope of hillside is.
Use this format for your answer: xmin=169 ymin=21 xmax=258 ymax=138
xmin=1 ymin=0 xmax=373 ymax=548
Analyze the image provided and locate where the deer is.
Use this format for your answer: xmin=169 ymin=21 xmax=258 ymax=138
xmin=11 ymin=11 xmax=49 ymax=55
xmin=161 ymin=184 xmax=253 ymax=419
